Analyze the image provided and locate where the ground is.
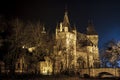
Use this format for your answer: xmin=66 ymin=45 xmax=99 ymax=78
xmin=0 ymin=74 xmax=120 ymax=80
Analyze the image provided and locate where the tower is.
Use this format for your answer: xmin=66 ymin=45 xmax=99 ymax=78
xmin=86 ymin=20 xmax=100 ymax=68
xmin=55 ymin=11 xmax=77 ymax=72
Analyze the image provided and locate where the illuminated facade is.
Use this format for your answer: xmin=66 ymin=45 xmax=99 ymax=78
xmin=39 ymin=56 xmax=53 ymax=75
xmin=54 ymin=11 xmax=77 ymax=73
xmin=15 ymin=56 xmax=27 ymax=73
xmin=54 ymin=11 xmax=100 ymax=73
xmin=15 ymin=11 xmax=100 ymax=75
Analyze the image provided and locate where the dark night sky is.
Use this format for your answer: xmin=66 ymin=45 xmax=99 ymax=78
xmin=0 ymin=0 xmax=120 ymax=49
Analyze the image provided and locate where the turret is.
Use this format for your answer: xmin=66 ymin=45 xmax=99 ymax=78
xmin=86 ymin=20 xmax=98 ymax=46
xmin=73 ymin=24 xmax=77 ymax=34
xmin=55 ymin=10 xmax=77 ymax=71
xmin=62 ymin=11 xmax=70 ymax=27
xmin=87 ymin=20 xmax=97 ymax=35
xmin=56 ymin=10 xmax=70 ymax=32
xmin=86 ymin=20 xmax=99 ymax=66
xmin=41 ymin=26 xmax=46 ymax=34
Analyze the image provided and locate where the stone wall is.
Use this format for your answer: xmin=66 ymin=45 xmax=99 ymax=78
xmin=80 ymin=68 xmax=120 ymax=77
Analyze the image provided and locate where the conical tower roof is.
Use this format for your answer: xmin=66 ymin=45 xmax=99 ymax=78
xmin=87 ymin=20 xmax=97 ymax=35
xmin=62 ymin=11 xmax=70 ymax=27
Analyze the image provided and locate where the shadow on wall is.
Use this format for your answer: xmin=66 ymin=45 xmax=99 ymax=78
xmin=83 ymin=74 xmax=90 ymax=78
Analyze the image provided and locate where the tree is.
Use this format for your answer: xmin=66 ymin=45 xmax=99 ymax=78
xmin=52 ymin=32 xmax=76 ymax=75
xmin=3 ymin=18 xmax=54 ymax=73
xmin=100 ymin=40 xmax=120 ymax=68
xmin=3 ymin=18 xmax=25 ymax=73
xmin=0 ymin=16 xmax=8 ymax=60
xmin=21 ymin=21 xmax=53 ymax=73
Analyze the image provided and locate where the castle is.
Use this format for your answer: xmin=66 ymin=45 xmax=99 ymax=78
xmin=1 ymin=10 xmax=120 ymax=77
xmin=10 ymin=10 xmax=101 ymax=76
xmin=53 ymin=10 xmax=100 ymax=74
xmin=13 ymin=10 xmax=100 ymax=75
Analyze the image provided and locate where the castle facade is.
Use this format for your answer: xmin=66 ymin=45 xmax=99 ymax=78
xmin=13 ymin=11 xmax=100 ymax=75
xmin=53 ymin=11 xmax=100 ymax=73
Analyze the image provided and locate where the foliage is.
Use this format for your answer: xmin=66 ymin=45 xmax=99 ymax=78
xmin=2 ymin=18 xmax=53 ymax=73
xmin=3 ymin=18 xmax=25 ymax=72
xmin=100 ymin=40 xmax=120 ymax=68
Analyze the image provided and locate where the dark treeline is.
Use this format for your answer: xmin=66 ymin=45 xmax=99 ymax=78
xmin=100 ymin=39 xmax=120 ymax=68
xmin=0 ymin=16 xmax=54 ymax=73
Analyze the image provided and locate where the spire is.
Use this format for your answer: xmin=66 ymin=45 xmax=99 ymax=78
xmin=41 ymin=25 xmax=46 ymax=34
xmin=87 ymin=20 xmax=97 ymax=35
xmin=56 ymin=23 xmax=59 ymax=29
xmin=62 ymin=9 xmax=70 ymax=27
xmin=73 ymin=24 xmax=76 ymax=30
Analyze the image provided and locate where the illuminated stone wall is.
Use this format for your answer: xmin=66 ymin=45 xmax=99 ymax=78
xmin=14 ymin=11 xmax=100 ymax=75
xmin=39 ymin=56 xmax=53 ymax=75
xmin=55 ymin=11 xmax=100 ymax=73
xmin=80 ymin=68 xmax=120 ymax=77
xmin=55 ymin=22 xmax=77 ymax=72
xmin=15 ymin=56 xmax=27 ymax=73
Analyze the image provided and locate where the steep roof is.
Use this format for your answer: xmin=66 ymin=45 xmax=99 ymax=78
xmin=62 ymin=11 xmax=70 ymax=27
xmin=86 ymin=20 xmax=97 ymax=35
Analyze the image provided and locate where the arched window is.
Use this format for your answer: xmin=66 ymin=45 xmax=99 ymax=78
xmin=22 ymin=63 xmax=24 ymax=68
xmin=18 ymin=63 xmax=20 ymax=69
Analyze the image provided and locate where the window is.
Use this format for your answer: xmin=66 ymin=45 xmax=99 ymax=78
xmin=18 ymin=63 xmax=20 ymax=69
xmin=22 ymin=63 xmax=24 ymax=68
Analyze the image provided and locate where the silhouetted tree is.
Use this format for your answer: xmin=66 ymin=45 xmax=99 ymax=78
xmin=3 ymin=18 xmax=25 ymax=73
xmin=3 ymin=19 xmax=53 ymax=74
xmin=100 ymin=40 xmax=120 ymax=68
xmin=22 ymin=21 xmax=53 ymax=73
xmin=0 ymin=16 xmax=8 ymax=59
xmin=52 ymin=32 xmax=76 ymax=75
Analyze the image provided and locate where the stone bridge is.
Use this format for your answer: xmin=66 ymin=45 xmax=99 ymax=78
xmin=80 ymin=68 xmax=120 ymax=77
